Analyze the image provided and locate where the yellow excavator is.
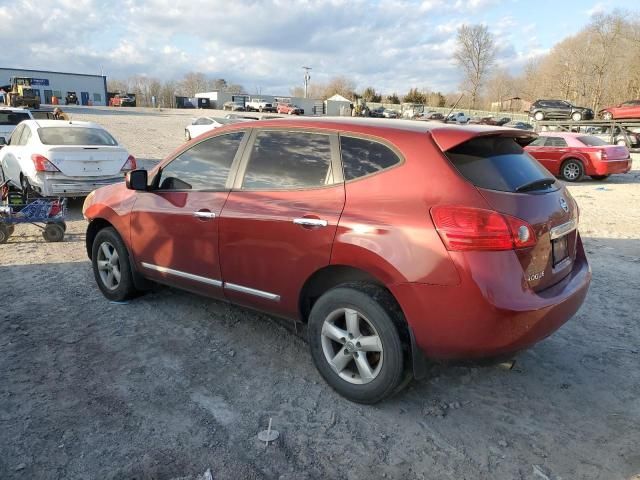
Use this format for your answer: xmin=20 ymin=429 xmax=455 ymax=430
xmin=1 ymin=77 xmax=40 ymax=109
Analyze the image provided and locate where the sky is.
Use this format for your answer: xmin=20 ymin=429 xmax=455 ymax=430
xmin=0 ymin=0 xmax=638 ymax=95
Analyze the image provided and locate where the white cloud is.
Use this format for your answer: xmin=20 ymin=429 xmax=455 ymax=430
xmin=586 ymin=2 xmax=605 ymax=17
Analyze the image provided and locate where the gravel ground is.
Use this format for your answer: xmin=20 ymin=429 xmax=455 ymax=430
xmin=1 ymin=107 xmax=639 ymax=480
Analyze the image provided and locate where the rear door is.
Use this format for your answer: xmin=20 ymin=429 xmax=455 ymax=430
xmin=130 ymin=130 xmax=248 ymax=297
xmin=445 ymin=135 xmax=578 ymax=291
xmin=218 ymin=128 xmax=345 ymax=318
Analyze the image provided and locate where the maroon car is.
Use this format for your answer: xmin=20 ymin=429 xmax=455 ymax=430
xmin=83 ymin=118 xmax=591 ymax=403
xmin=599 ymin=100 xmax=640 ymax=120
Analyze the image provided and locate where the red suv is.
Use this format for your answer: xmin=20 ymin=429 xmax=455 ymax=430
xmin=83 ymin=118 xmax=591 ymax=403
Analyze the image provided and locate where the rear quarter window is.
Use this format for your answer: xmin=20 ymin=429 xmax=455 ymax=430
xmin=446 ymin=136 xmax=554 ymax=193
xmin=577 ymin=135 xmax=608 ymax=146
xmin=340 ymin=136 xmax=401 ymax=180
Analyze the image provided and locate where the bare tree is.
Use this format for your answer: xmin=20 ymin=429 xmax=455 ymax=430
xmin=454 ymin=24 xmax=497 ymax=109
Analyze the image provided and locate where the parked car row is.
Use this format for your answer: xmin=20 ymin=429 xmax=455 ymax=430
xmin=223 ymin=100 xmax=305 ymax=115
xmin=530 ymin=98 xmax=640 ymax=121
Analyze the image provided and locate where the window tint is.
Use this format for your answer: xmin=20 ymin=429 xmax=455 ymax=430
xmin=544 ymin=136 xmax=567 ymax=147
xmin=0 ymin=111 xmax=31 ymax=126
xmin=528 ymin=137 xmax=546 ymax=147
xmin=242 ymin=131 xmax=333 ymax=189
xmin=159 ymin=132 xmax=245 ymax=190
xmin=38 ymin=127 xmax=118 ymax=146
xmin=446 ymin=136 xmax=554 ymax=193
xmin=340 ymin=136 xmax=401 ymax=180
xmin=577 ymin=135 xmax=608 ymax=146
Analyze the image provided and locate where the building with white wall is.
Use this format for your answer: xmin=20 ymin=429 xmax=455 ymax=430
xmin=0 ymin=68 xmax=107 ymax=106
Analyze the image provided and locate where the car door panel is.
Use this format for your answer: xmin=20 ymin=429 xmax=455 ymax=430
xmin=129 ymin=131 xmax=248 ymax=298
xmin=218 ymin=129 xmax=345 ymax=319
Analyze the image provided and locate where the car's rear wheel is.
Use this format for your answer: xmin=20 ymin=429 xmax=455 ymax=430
xmin=560 ymin=159 xmax=584 ymax=182
xmin=534 ymin=111 xmax=544 ymax=121
xmin=92 ymin=227 xmax=138 ymax=301
xmin=571 ymin=112 xmax=583 ymax=121
xmin=590 ymin=175 xmax=610 ymax=181
xmin=308 ymin=283 xmax=406 ymax=404
xmin=602 ymin=111 xmax=613 ymax=121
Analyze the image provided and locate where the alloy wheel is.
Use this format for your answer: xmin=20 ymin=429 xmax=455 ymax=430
xmin=96 ymin=241 xmax=121 ymax=290
xmin=563 ymin=162 xmax=581 ymax=181
xmin=320 ymin=308 xmax=384 ymax=385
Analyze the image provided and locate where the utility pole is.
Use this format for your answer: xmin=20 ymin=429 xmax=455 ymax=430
xmin=302 ymin=66 xmax=312 ymax=98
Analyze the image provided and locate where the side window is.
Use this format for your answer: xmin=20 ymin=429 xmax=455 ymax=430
xmin=242 ymin=131 xmax=333 ymax=190
xmin=528 ymin=137 xmax=546 ymax=147
xmin=340 ymin=136 xmax=401 ymax=180
xmin=545 ymin=137 xmax=567 ymax=147
xmin=158 ymin=131 xmax=244 ymax=191
xmin=9 ymin=125 xmax=24 ymax=145
xmin=19 ymin=128 xmax=32 ymax=146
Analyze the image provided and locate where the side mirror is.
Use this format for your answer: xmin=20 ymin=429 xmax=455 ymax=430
xmin=125 ymin=169 xmax=148 ymax=191
xmin=0 ymin=137 xmax=6 ymax=146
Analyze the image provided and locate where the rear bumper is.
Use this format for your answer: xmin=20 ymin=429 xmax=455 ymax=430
xmin=391 ymin=237 xmax=591 ymax=360
xmin=592 ymin=158 xmax=632 ymax=175
xmin=28 ymin=173 xmax=125 ymax=197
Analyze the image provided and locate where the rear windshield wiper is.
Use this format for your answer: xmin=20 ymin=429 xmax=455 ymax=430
xmin=515 ymin=178 xmax=556 ymax=192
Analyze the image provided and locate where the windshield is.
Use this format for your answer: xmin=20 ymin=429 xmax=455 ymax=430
xmin=38 ymin=127 xmax=118 ymax=146
xmin=446 ymin=136 xmax=555 ymax=193
xmin=0 ymin=112 xmax=31 ymax=125
xmin=577 ymin=135 xmax=608 ymax=146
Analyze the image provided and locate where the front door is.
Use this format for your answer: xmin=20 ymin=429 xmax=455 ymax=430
xmin=130 ymin=131 xmax=247 ymax=297
xmin=81 ymin=92 xmax=90 ymax=105
xmin=44 ymin=90 xmax=53 ymax=104
xmin=219 ymin=129 xmax=345 ymax=318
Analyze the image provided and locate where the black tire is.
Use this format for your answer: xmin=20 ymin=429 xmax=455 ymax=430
xmin=571 ymin=112 xmax=582 ymax=122
xmin=308 ymin=283 xmax=407 ymax=404
xmin=590 ymin=175 xmax=610 ymax=181
xmin=91 ymin=227 xmax=138 ymax=301
xmin=42 ymin=223 xmax=64 ymax=242
xmin=560 ymin=159 xmax=584 ymax=182
xmin=0 ymin=223 xmax=9 ymax=244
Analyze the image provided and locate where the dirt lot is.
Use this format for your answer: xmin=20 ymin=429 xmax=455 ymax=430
xmin=1 ymin=107 xmax=639 ymax=480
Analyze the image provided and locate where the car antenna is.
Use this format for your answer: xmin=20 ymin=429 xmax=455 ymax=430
xmin=443 ymin=93 xmax=464 ymax=124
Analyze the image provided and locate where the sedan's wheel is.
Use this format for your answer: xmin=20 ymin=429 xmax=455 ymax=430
xmin=308 ymin=283 xmax=406 ymax=404
xmin=92 ymin=227 xmax=138 ymax=301
xmin=534 ymin=111 xmax=544 ymax=121
xmin=602 ymin=111 xmax=613 ymax=121
xmin=561 ymin=159 xmax=584 ymax=182
xmin=185 ymin=129 xmax=191 ymax=141
xmin=571 ymin=112 xmax=583 ymax=122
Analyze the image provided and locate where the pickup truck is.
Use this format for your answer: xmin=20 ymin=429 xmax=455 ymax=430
xmin=245 ymin=99 xmax=276 ymax=112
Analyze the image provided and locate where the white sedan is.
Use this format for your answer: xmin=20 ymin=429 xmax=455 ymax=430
xmin=0 ymin=120 xmax=135 ymax=197
xmin=184 ymin=116 xmax=254 ymax=140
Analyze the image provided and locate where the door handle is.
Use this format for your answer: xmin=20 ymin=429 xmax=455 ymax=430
xmin=293 ymin=218 xmax=328 ymax=227
xmin=193 ymin=211 xmax=216 ymax=219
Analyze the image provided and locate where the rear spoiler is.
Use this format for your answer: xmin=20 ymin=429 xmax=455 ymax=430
xmin=430 ymin=126 xmax=538 ymax=151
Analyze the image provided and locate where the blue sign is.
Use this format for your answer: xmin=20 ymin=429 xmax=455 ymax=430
xmin=31 ymin=78 xmax=49 ymax=86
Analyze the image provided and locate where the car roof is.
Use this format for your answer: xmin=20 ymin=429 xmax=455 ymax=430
xmin=538 ymin=131 xmax=583 ymax=138
xmin=219 ymin=117 xmax=537 ymax=151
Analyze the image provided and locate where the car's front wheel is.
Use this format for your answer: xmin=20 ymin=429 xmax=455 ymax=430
xmin=602 ymin=111 xmax=613 ymax=121
xmin=308 ymin=283 xmax=407 ymax=404
xmin=92 ymin=227 xmax=138 ymax=301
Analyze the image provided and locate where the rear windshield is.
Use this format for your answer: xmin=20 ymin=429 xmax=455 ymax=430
xmin=577 ymin=135 xmax=608 ymax=146
xmin=446 ymin=136 xmax=554 ymax=193
xmin=0 ymin=112 xmax=31 ymax=125
xmin=37 ymin=127 xmax=118 ymax=146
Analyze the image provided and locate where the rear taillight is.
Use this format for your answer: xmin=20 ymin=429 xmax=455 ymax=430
xmin=121 ymin=155 xmax=137 ymax=172
xmin=31 ymin=154 xmax=60 ymax=172
xmin=430 ymin=205 xmax=537 ymax=251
